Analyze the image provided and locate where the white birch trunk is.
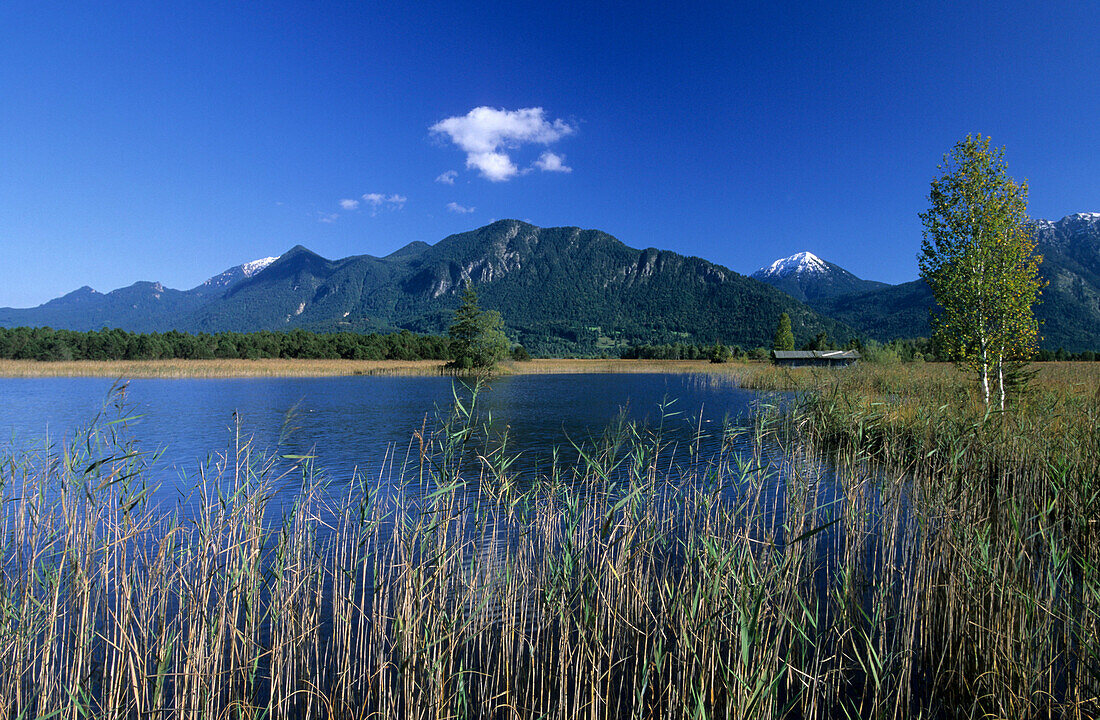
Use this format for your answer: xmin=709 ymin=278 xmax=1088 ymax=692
xmin=980 ymin=348 xmax=990 ymax=407
xmin=997 ymin=361 xmax=1005 ymax=411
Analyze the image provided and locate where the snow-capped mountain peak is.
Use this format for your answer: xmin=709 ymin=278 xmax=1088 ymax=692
xmin=754 ymin=251 xmax=828 ymax=278
xmin=750 ymin=251 xmax=888 ymax=302
xmin=201 ymin=256 xmax=280 ymax=290
xmin=240 ymin=256 xmax=278 ymax=277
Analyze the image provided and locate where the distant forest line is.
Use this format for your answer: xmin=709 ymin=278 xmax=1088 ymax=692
xmin=1 ymin=326 xmax=1097 ymax=364
xmin=0 ymin=327 xmax=452 ymax=362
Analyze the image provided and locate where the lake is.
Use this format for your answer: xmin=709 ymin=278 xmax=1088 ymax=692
xmin=1 ymin=371 xmax=1088 ymax=718
xmin=0 ymin=373 xmax=785 ymax=511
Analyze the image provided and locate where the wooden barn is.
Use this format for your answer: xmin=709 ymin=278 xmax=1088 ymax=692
xmin=772 ymin=350 xmax=861 ymax=368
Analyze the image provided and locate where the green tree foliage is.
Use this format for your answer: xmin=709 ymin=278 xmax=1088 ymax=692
xmin=918 ymin=135 xmax=1044 ymax=409
xmin=0 ymin=327 xmax=451 ymax=362
xmin=620 ymin=342 xmax=710 ymax=360
xmin=772 ymin=313 xmax=794 ymax=351
xmin=708 ymin=342 xmax=731 ymax=363
xmin=856 ymin=337 xmax=941 ymax=364
xmin=802 ymin=331 xmax=833 ymax=351
xmin=446 ymin=286 xmax=510 ymax=370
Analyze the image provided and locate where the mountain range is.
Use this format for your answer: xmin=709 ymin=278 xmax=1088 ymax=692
xmin=3 ymin=213 xmax=1099 ymax=353
xmin=0 ymin=221 xmax=850 ymax=355
xmin=785 ymin=213 xmax=1100 ymax=352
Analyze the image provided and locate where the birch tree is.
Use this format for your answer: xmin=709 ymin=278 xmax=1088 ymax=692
xmin=918 ymin=135 xmax=1043 ymax=410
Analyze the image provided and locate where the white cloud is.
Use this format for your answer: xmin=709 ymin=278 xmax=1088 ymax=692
xmin=534 ymin=151 xmax=572 ymax=173
xmin=362 ymin=192 xmax=406 ymax=207
xmin=446 ymin=202 xmax=475 ymax=214
xmin=339 ymin=198 xmax=360 ymax=210
xmin=359 ymin=193 xmax=406 ymax=215
xmin=430 ymin=106 xmax=576 ymax=182
xmin=318 ymin=212 xmax=340 ymax=223
xmin=468 ymin=151 xmax=518 ymax=182
xmin=435 ymin=170 xmax=458 ymax=185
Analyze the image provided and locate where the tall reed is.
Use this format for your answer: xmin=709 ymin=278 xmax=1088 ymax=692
xmin=0 ymin=368 xmax=1096 ymax=718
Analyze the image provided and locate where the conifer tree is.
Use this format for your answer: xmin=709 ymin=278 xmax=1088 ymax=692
xmin=447 ymin=284 xmax=510 ymax=370
xmin=772 ymin=313 xmax=794 ymax=351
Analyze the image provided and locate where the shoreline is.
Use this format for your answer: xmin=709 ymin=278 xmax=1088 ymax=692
xmin=0 ymin=357 xmax=745 ymax=378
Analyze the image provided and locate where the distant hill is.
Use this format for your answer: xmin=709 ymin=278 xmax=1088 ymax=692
xmin=0 ymin=256 xmax=277 ymax=333
xmin=0 ymin=282 xmax=209 ymax=333
xmin=751 ymin=251 xmax=888 ymax=302
xmin=806 ymin=213 xmax=1100 ymax=351
xmin=0 ymin=221 xmax=852 ymax=355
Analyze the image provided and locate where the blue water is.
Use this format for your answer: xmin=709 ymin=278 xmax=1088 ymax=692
xmin=0 ymin=373 xmax=775 ymax=508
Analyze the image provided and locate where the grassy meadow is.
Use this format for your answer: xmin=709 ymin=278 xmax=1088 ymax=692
xmin=0 ymin=361 xmax=1097 ymax=717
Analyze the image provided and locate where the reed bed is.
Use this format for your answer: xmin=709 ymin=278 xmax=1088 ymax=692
xmin=501 ymin=359 xmax=719 ymax=375
xmin=1 ymin=367 xmax=1097 ymax=718
xmin=0 ymin=357 xmax=728 ymax=378
xmin=0 ymin=358 xmax=450 ymax=377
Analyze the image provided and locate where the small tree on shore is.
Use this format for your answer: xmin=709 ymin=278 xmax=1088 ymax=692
xmin=772 ymin=313 xmax=794 ymax=351
xmin=918 ymin=134 xmax=1043 ymax=410
xmin=447 ymin=285 xmax=510 ymax=371
xmin=708 ymin=342 xmax=731 ymax=363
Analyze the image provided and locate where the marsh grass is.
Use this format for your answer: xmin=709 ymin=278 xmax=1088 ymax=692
xmin=0 ymin=358 xmax=723 ymax=378
xmin=0 ymin=366 xmax=1097 ymax=718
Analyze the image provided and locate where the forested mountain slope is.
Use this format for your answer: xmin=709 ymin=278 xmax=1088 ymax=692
xmin=1 ymin=221 xmax=852 ymax=354
xmin=803 ymin=213 xmax=1100 ymax=351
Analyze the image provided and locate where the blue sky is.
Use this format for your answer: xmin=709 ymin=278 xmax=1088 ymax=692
xmin=1 ymin=1 xmax=1097 ymax=308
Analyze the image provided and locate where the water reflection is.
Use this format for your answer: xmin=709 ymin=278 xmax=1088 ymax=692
xmin=0 ymin=373 xmax=782 ymax=512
